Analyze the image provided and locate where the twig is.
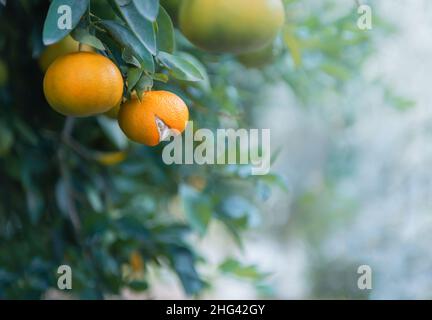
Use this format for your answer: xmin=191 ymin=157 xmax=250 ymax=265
xmin=91 ymin=23 xmax=107 ymax=33
xmin=58 ymin=117 xmax=82 ymax=238
xmin=89 ymin=12 xmax=103 ymax=21
xmin=62 ymin=116 xmax=75 ymax=138
xmin=183 ymin=90 xmax=244 ymax=120
xmin=63 ymin=136 xmax=94 ymax=160
xmin=59 ymin=117 xmax=105 ymax=298
xmin=61 ymin=117 xmax=94 ymax=159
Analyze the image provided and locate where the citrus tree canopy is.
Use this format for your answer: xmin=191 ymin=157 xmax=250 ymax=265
xmin=0 ymin=0 xmax=373 ymax=299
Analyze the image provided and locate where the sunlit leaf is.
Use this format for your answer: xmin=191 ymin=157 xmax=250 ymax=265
xmin=219 ymin=258 xmax=269 ymax=280
xmin=158 ymin=51 xmax=205 ymax=82
xmin=71 ymin=28 xmax=105 ymax=50
xmin=156 ymin=6 xmax=174 ymax=53
xmin=283 ymin=25 xmax=302 ymax=67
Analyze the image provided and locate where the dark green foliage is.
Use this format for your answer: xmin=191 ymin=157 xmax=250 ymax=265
xmin=0 ymin=0 xmax=372 ymax=299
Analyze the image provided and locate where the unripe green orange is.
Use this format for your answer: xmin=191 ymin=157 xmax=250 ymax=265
xmin=179 ymin=0 xmax=285 ymax=54
xmin=237 ymin=43 xmax=279 ymax=68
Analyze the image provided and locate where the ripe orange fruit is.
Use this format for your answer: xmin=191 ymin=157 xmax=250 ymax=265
xmin=118 ymin=91 xmax=189 ymax=146
xmin=38 ymin=35 xmax=93 ymax=72
xmin=129 ymin=251 xmax=145 ymax=273
xmin=179 ymin=0 xmax=285 ymax=53
xmin=43 ymin=52 xmax=123 ymax=117
xmin=96 ymin=150 xmax=127 ymax=166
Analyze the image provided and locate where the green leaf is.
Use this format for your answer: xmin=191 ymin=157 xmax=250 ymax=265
xmin=87 ymin=187 xmax=104 ymax=213
xmin=95 ymin=30 xmax=123 ymax=65
xmin=116 ymin=216 xmax=152 ymax=241
xmin=115 ymin=0 xmax=157 ymax=55
xmin=283 ymin=25 xmax=302 ymax=68
xmin=320 ymin=62 xmax=351 ymax=81
xmin=26 ymin=188 xmax=44 ymax=224
xmin=122 ymin=47 xmax=141 ymax=67
xmin=180 ymin=185 xmax=212 ymax=236
xmin=133 ymin=0 xmax=159 ymax=22
xmin=71 ymin=28 xmax=105 ymax=50
xmin=153 ymin=72 xmax=169 ymax=83
xmin=0 ymin=123 xmax=14 ymax=156
xmin=156 ymin=6 xmax=174 ymax=53
xmin=169 ymin=246 xmax=205 ymax=295
xmin=219 ymin=258 xmax=269 ymax=281
xmin=97 ymin=117 xmax=129 ymax=150
xmin=219 ymin=195 xmax=260 ymax=228
xmin=114 ymin=0 xmax=130 ymax=5
xmin=384 ymin=88 xmax=416 ymax=111
xmin=270 ymin=146 xmax=282 ymax=166
xmin=55 ymin=179 xmax=68 ymax=216
xmin=13 ymin=119 xmax=37 ymax=145
xmin=135 ymin=74 xmax=153 ymax=98
xmin=127 ymin=67 xmax=143 ymax=91
xmin=43 ymin=0 xmax=90 ymax=45
xmin=128 ymin=280 xmax=149 ymax=292
xmin=177 ymin=52 xmax=210 ymax=90
xmin=20 ymin=168 xmax=44 ymax=224
xmin=101 ymin=20 xmax=155 ymax=73
xmin=158 ymin=51 xmax=205 ymax=82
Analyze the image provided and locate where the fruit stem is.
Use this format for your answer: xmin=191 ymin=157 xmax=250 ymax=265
xmin=78 ymin=42 xmax=83 ymax=52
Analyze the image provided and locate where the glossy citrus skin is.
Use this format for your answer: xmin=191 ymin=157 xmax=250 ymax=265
xmin=179 ymin=0 xmax=285 ymax=53
xmin=38 ymin=35 xmax=93 ymax=72
xmin=118 ymin=91 xmax=189 ymax=146
xmin=43 ymin=52 xmax=123 ymax=117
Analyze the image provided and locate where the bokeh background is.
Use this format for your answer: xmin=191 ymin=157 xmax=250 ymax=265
xmin=195 ymin=0 xmax=432 ymax=299
xmin=1 ymin=0 xmax=431 ymax=300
